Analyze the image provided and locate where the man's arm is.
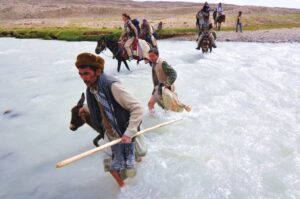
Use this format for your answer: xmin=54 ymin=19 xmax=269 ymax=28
xmin=129 ymin=22 xmax=139 ymax=39
xmin=119 ymin=31 xmax=126 ymax=40
xmin=111 ymin=83 xmax=143 ymax=138
xmin=162 ymin=61 xmax=177 ymax=86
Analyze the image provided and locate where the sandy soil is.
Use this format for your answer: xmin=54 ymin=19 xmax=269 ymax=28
xmin=1 ymin=0 xmax=300 ymax=42
xmin=171 ymin=28 xmax=300 ymax=43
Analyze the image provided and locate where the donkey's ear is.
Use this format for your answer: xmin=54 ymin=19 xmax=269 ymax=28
xmin=77 ymin=92 xmax=85 ymax=106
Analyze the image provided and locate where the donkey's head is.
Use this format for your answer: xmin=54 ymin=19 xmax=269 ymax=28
xmin=69 ymin=93 xmax=86 ymax=131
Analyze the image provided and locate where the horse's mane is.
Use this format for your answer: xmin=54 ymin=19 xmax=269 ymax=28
xmin=99 ymin=35 xmax=118 ymax=42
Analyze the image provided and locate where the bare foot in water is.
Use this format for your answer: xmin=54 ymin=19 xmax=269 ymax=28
xmin=110 ymin=171 xmax=125 ymax=188
xmin=148 ymin=95 xmax=156 ymax=112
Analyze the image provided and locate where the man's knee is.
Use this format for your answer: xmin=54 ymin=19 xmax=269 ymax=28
xmin=124 ymin=43 xmax=131 ymax=48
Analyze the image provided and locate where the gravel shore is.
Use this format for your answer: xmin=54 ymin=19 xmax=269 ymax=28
xmin=169 ymin=28 xmax=300 ymax=43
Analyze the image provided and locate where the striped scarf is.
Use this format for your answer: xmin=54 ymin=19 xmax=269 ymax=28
xmin=96 ymin=74 xmax=122 ymax=136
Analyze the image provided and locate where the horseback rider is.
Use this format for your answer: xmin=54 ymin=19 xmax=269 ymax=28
xmin=196 ymin=15 xmax=217 ymax=50
xmin=119 ymin=13 xmax=139 ymax=61
xmin=196 ymin=8 xmax=204 ymax=38
xmin=196 ymin=1 xmax=210 ymax=38
xmin=216 ymin=2 xmax=223 ymax=20
xmin=140 ymin=18 xmax=157 ymax=48
xmin=202 ymin=1 xmax=211 ymax=17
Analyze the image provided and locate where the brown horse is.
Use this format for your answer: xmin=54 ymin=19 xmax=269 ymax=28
xmin=95 ymin=36 xmax=151 ymax=72
xmin=213 ymin=11 xmax=226 ymax=31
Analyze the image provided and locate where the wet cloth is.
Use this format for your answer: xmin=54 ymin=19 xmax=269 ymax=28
xmin=153 ymin=85 xmax=187 ymax=112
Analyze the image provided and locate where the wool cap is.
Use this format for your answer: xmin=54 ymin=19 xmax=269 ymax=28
xmin=75 ymin=52 xmax=105 ymax=72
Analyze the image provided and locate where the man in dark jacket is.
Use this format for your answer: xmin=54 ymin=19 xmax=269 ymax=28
xmin=75 ymin=52 xmax=143 ymax=187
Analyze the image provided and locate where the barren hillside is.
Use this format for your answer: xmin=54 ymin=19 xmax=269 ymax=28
xmin=0 ymin=0 xmax=300 ymax=29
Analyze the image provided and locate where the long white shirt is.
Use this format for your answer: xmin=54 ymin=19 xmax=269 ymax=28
xmin=217 ymin=6 xmax=223 ymax=13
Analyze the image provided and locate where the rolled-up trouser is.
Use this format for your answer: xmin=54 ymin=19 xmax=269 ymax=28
xmin=106 ymin=130 xmax=147 ymax=160
xmin=110 ymin=142 xmax=135 ymax=171
xmin=124 ymin=37 xmax=135 ymax=57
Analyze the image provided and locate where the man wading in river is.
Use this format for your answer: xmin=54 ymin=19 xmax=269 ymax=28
xmin=147 ymin=48 xmax=192 ymax=112
xmin=75 ymin=52 xmax=143 ymax=187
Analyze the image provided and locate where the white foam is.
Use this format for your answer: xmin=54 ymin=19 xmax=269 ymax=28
xmin=0 ymin=38 xmax=299 ymax=199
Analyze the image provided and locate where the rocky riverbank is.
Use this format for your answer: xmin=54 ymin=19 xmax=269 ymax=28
xmin=170 ymin=28 xmax=300 ymax=43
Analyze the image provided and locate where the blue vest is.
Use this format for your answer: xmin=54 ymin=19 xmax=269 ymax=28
xmin=86 ymin=75 xmax=130 ymax=140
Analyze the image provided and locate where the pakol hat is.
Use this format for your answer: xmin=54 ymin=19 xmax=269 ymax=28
xmin=75 ymin=52 xmax=105 ymax=72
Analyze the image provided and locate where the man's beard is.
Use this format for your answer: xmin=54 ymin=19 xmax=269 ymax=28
xmin=84 ymin=81 xmax=92 ymax=87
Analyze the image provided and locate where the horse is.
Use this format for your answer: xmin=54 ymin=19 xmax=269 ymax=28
xmin=69 ymin=93 xmax=147 ymax=157
xmin=213 ymin=11 xmax=226 ymax=31
xmin=95 ymin=37 xmax=131 ymax=72
xmin=200 ymin=32 xmax=212 ymax=53
xmin=95 ymin=36 xmax=151 ymax=72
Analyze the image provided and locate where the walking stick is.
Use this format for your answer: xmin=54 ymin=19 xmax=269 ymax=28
xmin=56 ymin=117 xmax=183 ymax=168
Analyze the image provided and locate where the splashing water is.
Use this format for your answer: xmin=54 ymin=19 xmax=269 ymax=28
xmin=0 ymin=38 xmax=300 ymax=199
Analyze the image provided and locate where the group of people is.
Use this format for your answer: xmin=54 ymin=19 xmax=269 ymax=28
xmin=75 ymin=43 xmax=191 ymax=186
xmin=195 ymin=2 xmax=244 ymax=49
xmin=195 ymin=2 xmax=219 ymax=50
xmin=119 ymin=13 xmax=158 ymax=61
xmin=72 ymin=2 xmax=245 ymax=188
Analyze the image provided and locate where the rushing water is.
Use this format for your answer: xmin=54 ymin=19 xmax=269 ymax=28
xmin=0 ymin=38 xmax=299 ymax=199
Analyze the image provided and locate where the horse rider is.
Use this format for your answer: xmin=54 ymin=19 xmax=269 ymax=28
xmin=216 ymin=2 xmax=223 ymax=20
xmin=196 ymin=15 xmax=217 ymax=50
xmin=119 ymin=13 xmax=139 ymax=61
xmin=196 ymin=8 xmax=204 ymax=39
xmin=202 ymin=1 xmax=211 ymax=17
xmin=140 ymin=18 xmax=157 ymax=48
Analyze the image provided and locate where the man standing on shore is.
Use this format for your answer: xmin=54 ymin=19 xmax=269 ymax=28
xmin=236 ymin=11 xmax=243 ymax=33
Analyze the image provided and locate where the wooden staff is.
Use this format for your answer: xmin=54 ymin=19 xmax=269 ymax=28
xmin=56 ymin=117 xmax=183 ymax=168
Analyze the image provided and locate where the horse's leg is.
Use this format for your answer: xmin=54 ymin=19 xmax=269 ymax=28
xmin=117 ymin=60 xmax=121 ymax=72
xmin=124 ymin=60 xmax=130 ymax=71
